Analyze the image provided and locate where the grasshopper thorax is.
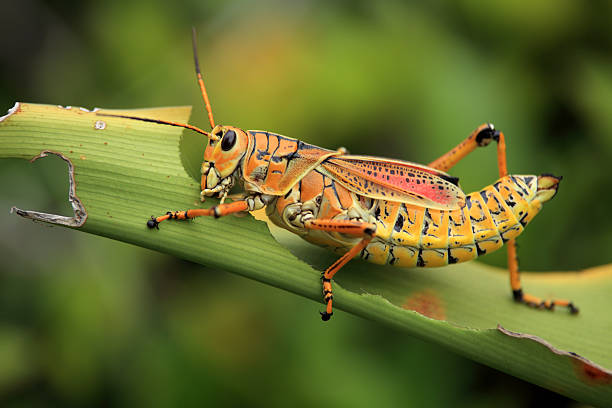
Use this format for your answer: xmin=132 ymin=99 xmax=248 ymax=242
xmin=200 ymin=125 xmax=249 ymax=200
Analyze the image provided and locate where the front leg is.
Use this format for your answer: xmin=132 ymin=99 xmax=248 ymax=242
xmin=147 ymin=194 xmax=273 ymax=229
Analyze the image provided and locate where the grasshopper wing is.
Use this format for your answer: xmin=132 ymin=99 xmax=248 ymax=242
xmin=321 ymin=155 xmax=466 ymax=210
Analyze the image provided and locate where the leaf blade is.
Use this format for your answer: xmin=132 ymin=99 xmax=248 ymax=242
xmin=1 ymin=103 xmax=611 ymax=406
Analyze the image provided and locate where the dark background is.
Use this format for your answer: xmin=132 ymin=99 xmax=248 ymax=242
xmin=1 ymin=0 xmax=611 ymax=406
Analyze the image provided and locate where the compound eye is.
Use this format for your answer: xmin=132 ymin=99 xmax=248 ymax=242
xmin=221 ymin=130 xmax=236 ymax=151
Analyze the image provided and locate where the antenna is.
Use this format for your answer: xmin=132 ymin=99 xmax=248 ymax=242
xmin=95 ymin=113 xmax=218 ymax=141
xmin=192 ymin=27 xmax=216 ymax=129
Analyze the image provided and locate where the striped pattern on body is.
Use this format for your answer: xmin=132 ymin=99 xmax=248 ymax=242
xmin=364 ymin=175 xmax=540 ymax=267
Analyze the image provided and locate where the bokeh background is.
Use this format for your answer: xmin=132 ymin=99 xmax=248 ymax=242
xmin=1 ymin=0 xmax=611 ymax=406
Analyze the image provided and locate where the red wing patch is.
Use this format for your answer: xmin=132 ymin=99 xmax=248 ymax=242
xmin=321 ymin=155 xmax=466 ymax=210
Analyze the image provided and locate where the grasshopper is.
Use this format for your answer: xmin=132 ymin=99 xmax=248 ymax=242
xmin=98 ymin=30 xmax=577 ymax=320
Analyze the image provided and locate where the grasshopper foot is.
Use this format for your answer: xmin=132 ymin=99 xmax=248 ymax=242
xmin=320 ymin=311 xmax=333 ymax=321
xmin=147 ymin=216 xmax=160 ymax=229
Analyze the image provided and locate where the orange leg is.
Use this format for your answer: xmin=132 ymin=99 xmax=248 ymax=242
xmin=429 ymin=124 xmax=578 ymax=314
xmin=304 ymin=219 xmax=375 ymax=321
xmin=428 ymin=123 xmax=508 ymax=177
xmin=507 ymin=240 xmax=578 ymax=313
xmin=146 ymin=200 xmax=249 ymax=229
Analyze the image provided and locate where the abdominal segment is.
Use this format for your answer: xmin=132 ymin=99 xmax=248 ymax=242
xmin=363 ymin=176 xmax=538 ymax=267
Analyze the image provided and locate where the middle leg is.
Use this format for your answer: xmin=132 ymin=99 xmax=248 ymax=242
xmin=303 ymin=218 xmax=376 ymax=321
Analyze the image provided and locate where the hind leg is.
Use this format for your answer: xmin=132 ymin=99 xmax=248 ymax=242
xmin=429 ymin=124 xmax=578 ymax=314
xmin=428 ymin=123 xmax=506 ymax=176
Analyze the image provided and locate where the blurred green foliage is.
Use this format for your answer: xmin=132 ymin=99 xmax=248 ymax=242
xmin=1 ymin=0 xmax=610 ymax=406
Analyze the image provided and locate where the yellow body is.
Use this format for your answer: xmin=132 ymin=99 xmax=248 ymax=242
xmin=267 ymin=165 xmax=544 ymax=267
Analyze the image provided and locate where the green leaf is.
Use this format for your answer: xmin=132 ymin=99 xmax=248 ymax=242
xmin=1 ymin=103 xmax=611 ymax=406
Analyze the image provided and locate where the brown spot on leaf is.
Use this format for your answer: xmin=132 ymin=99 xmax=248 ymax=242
xmin=402 ymin=289 xmax=446 ymax=320
xmin=572 ymin=359 xmax=612 ymax=385
xmin=80 ymin=155 xmax=86 ymax=160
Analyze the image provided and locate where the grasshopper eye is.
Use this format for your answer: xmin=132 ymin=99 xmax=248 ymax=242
xmin=221 ymin=130 xmax=236 ymax=151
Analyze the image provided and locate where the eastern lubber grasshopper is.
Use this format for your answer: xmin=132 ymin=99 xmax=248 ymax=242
xmin=98 ymin=29 xmax=578 ymax=320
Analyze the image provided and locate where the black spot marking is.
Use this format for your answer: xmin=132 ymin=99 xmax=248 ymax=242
xmin=383 ymin=204 xmax=390 ymax=217
xmin=519 ymin=213 xmax=529 ymax=226
xmin=361 ymin=248 xmax=370 ymax=260
xmin=256 ymin=149 xmax=269 ymax=160
xmin=417 ymin=249 xmax=425 ymax=267
xmin=394 ymin=213 xmax=404 ymax=232
xmin=421 ymin=212 xmax=430 ymax=236
xmin=510 ymin=176 xmax=529 ymax=197
xmin=479 ymin=190 xmax=489 ymax=202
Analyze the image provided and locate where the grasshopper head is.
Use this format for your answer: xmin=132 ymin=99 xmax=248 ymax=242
xmin=200 ymin=125 xmax=249 ymax=200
